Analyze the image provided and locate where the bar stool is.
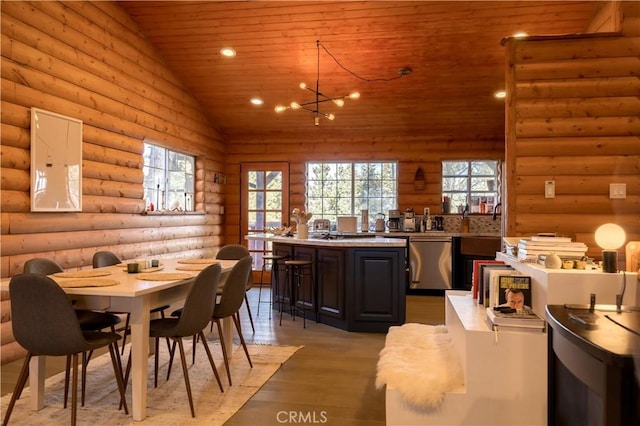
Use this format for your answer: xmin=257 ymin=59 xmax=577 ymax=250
xmin=257 ymin=253 xmax=288 ymax=319
xmin=281 ymin=259 xmax=314 ymax=328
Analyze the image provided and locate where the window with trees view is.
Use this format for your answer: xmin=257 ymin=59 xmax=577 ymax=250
xmin=306 ymin=162 xmax=398 ymax=227
xmin=143 ymin=142 xmax=195 ymax=212
xmin=442 ymin=160 xmax=499 ymax=214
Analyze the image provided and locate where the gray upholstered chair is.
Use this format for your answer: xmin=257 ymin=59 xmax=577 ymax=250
xmin=91 ymin=250 xmax=122 ymax=268
xmin=211 ymin=256 xmax=254 ymax=386
xmin=91 ymin=251 xmax=169 ymax=353
xmin=2 ymin=274 xmax=128 ymax=426
xmin=216 ymin=244 xmax=255 ymax=334
xmin=149 ymin=263 xmax=224 ymax=417
xmin=22 ymin=257 xmax=123 ymax=407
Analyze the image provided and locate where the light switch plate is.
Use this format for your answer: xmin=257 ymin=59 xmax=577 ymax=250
xmin=545 ymin=180 xmax=555 ymax=198
xmin=609 ymin=183 xmax=626 ymax=199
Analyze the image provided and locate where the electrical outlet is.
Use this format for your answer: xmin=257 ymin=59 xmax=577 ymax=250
xmin=545 ymin=180 xmax=555 ymax=198
xmin=609 ymin=183 xmax=626 ymax=199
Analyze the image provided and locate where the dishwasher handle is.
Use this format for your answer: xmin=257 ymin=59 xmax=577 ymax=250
xmin=410 ymin=236 xmax=452 ymax=242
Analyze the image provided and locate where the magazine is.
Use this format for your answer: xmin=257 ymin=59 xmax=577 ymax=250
xmin=486 ymin=306 xmax=545 ymax=330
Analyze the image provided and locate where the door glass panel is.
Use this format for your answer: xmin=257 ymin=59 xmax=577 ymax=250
xmin=242 ymin=163 xmax=289 ymax=271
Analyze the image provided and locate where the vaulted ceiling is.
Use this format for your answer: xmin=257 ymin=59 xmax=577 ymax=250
xmin=118 ymin=1 xmax=600 ymax=143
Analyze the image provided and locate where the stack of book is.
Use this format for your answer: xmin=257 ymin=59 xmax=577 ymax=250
xmin=516 ymin=235 xmax=587 ymax=263
xmin=486 ymin=306 xmax=546 ymax=331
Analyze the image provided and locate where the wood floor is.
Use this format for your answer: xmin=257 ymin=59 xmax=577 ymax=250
xmin=1 ymin=289 xmax=445 ymax=425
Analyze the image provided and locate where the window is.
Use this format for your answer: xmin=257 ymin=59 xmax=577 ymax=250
xmin=143 ymin=142 xmax=195 ymax=212
xmin=442 ymin=160 xmax=499 ymax=214
xmin=306 ymin=162 xmax=397 ymax=228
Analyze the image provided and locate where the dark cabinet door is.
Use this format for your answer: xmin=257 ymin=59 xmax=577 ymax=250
xmin=350 ymin=248 xmax=405 ymax=327
xmin=317 ymin=248 xmax=345 ymax=321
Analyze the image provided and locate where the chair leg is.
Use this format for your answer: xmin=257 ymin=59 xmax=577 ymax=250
xmin=197 ymin=330 xmax=224 ymax=393
xmin=2 ymin=353 xmax=32 ymax=426
xmin=279 ymin=265 xmax=290 ymax=326
xmin=192 ymin=334 xmax=198 ymax=365
xmin=257 ymin=265 xmax=265 ymax=317
xmin=108 ymin=343 xmax=129 ymax=415
xmin=120 ymin=349 xmax=131 ymax=411
xmin=244 ymin=293 xmax=255 ymax=334
xmin=154 ymin=337 xmax=160 ymax=388
xmin=175 ymin=338 xmax=196 ymax=417
xmin=71 ymin=353 xmax=79 ymax=426
xmin=64 ymin=355 xmax=71 ymax=408
xmin=167 ymin=339 xmax=177 ymax=382
xmin=120 ymin=313 xmax=131 ymax=355
xmin=232 ymin=313 xmax=253 ymax=368
xmin=81 ymin=351 xmax=91 ymax=406
xmin=215 ymin=319 xmax=233 ymax=386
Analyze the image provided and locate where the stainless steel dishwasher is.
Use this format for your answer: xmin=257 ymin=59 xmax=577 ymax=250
xmin=408 ymin=235 xmax=452 ymax=291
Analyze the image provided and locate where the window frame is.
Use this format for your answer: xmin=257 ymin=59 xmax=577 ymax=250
xmin=143 ymin=141 xmax=196 ymax=212
xmin=306 ymin=161 xmax=398 ymax=229
xmin=441 ymin=160 xmax=499 ymax=214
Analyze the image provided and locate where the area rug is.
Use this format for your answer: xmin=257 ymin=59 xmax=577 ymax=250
xmin=1 ymin=341 xmax=302 ymax=425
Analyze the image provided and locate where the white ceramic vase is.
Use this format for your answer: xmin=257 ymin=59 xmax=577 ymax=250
xmin=544 ymin=252 xmax=562 ymax=269
xmin=296 ymin=223 xmax=309 ymax=239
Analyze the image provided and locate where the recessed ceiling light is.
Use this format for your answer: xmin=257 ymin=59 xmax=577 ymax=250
xmin=220 ymin=47 xmax=236 ymax=57
xmin=250 ymin=97 xmax=264 ymax=106
xmin=512 ymin=32 xmax=529 ymax=38
xmin=494 ymin=90 xmax=506 ymax=99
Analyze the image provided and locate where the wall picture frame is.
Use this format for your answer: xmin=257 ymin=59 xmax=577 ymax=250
xmin=30 ymin=107 xmax=83 ymax=212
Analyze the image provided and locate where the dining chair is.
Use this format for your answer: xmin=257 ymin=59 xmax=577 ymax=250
xmin=91 ymin=251 xmax=170 ymax=354
xmin=148 ymin=263 xmax=225 ymax=417
xmin=211 ymin=255 xmax=254 ymax=386
xmin=23 ymin=258 xmax=123 ymax=407
xmin=2 ymin=274 xmax=128 ymax=426
xmin=91 ymin=250 xmax=123 ymax=268
xmin=216 ymin=244 xmax=255 ymax=334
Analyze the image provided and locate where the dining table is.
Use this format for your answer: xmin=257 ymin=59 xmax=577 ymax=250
xmin=0 ymin=257 xmax=238 ymax=421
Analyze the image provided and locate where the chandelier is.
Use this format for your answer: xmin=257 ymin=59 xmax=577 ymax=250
xmin=274 ymin=40 xmax=360 ymax=126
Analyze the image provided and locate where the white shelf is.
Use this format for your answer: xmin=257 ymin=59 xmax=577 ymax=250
xmin=496 ymin=253 xmax=639 ymax=312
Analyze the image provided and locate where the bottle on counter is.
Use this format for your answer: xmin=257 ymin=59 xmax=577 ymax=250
xmin=461 ymin=217 xmax=470 ymax=233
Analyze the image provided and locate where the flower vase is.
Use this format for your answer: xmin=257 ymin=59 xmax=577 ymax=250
xmin=544 ymin=252 xmax=562 ymax=269
xmin=296 ymin=223 xmax=309 ymax=239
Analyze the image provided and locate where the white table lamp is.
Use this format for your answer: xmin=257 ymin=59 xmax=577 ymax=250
xmin=594 ymin=223 xmax=626 ymax=273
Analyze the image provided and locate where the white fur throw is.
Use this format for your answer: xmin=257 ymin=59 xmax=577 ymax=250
xmin=375 ymin=323 xmax=464 ymax=409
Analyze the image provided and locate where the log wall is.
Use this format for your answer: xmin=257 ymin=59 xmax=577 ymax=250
xmin=503 ymin=28 xmax=640 ymax=260
xmin=0 ymin=1 xmax=225 ymax=364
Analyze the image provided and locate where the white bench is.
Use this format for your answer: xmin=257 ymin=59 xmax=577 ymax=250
xmin=376 ymin=323 xmax=465 ymax=425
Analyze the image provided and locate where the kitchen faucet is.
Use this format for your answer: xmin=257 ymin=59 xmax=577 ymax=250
xmin=492 ymin=203 xmax=502 ymax=221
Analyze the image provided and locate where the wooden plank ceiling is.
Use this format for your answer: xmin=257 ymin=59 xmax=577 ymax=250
xmin=118 ymin=1 xmax=599 ymax=143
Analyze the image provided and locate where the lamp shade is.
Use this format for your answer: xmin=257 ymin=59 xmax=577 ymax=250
xmin=594 ymin=223 xmax=626 ymax=250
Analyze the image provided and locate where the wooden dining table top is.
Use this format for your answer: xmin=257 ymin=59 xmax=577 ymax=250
xmin=0 ymin=258 xmax=238 ymax=297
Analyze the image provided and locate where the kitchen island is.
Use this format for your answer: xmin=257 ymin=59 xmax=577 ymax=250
xmin=246 ymin=234 xmax=407 ymax=332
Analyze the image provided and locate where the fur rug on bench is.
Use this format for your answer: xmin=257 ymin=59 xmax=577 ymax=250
xmin=375 ymin=323 xmax=464 ymax=409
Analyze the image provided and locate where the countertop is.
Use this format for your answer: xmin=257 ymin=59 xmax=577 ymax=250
xmin=247 ymin=231 xmax=501 ymax=247
xmin=246 ymin=233 xmax=407 ymax=247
